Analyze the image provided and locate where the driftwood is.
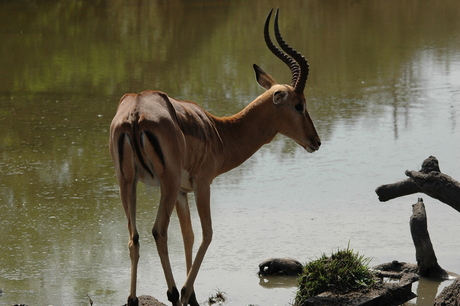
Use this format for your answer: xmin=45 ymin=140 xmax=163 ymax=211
xmin=373 ymin=199 xmax=449 ymax=279
xmin=375 ymin=156 xmax=460 ymax=213
xmin=410 ymin=198 xmax=448 ymax=278
xmin=375 ymin=156 xmax=459 ymax=279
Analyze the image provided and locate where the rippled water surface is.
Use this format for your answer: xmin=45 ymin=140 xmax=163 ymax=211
xmin=1 ymin=1 xmax=460 ymax=305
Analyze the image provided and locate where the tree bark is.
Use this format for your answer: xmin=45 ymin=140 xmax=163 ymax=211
xmin=410 ymin=198 xmax=448 ymax=278
xmin=375 ymin=156 xmax=460 ymax=213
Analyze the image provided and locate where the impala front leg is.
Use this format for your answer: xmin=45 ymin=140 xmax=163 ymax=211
xmin=153 ymin=177 xmax=182 ymax=306
xmin=176 ymin=191 xmax=194 ymax=273
xmin=176 ymin=191 xmax=199 ymax=306
xmin=180 ymin=183 xmax=212 ymax=306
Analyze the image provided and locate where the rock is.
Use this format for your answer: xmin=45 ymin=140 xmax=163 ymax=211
xmin=434 ymin=278 xmax=460 ymax=306
xmin=372 ymin=260 xmax=418 ymax=274
xmin=123 ymin=295 xmax=167 ymax=306
xmin=258 ymin=258 xmax=303 ymax=276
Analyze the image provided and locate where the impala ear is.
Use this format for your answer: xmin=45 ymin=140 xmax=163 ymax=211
xmin=253 ymin=64 xmax=277 ymax=90
xmin=273 ymin=90 xmax=288 ymax=104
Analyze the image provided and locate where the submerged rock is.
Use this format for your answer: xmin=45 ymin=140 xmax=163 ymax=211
xmin=258 ymin=257 xmax=303 ymax=276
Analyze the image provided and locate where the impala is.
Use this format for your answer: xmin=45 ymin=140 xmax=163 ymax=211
xmin=109 ymin=9 xmax=320 ymax=306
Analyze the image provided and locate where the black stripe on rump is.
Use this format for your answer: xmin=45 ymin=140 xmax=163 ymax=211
xmin=131 ymin=129 xmax=155 ymax=178
xmin=117 ymin=133 xmax=127 ymax=178
xmin=143 ymin=130 xmax=165 ymax=167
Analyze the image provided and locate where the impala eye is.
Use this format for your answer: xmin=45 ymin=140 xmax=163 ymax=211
xmin=295 ymin=103 xmax=304 ymax=112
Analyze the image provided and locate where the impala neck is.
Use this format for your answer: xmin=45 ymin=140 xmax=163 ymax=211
xmin=212 ymin=94 xmax=277 ymax=175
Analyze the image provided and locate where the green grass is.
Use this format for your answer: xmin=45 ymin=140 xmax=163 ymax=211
xmin=295 ymin=246 xmax=376 ymax=304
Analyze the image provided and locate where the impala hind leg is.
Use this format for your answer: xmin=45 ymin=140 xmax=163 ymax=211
xmin=120 ymin=185 xmax=140 ymax=306
xmin=114 ymin=134 xmax=140 ymax=306
xmin=124 ymin=188 xmax=140 ymax=306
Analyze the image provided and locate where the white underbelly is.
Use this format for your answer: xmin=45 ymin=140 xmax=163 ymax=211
xmin=180 ymin=170 xmax=194 ymax=192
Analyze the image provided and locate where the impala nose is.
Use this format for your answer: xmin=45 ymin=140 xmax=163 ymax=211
xmin=305 ymin=138 xmax=321 ymax=153
xmin=312 ymin=137 xmax=321 ymax=149
xmin=310 ymin=138 xmax=321 ymax=152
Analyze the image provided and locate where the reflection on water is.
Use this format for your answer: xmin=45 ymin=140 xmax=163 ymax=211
xmin=258 ymin=275 xmax=298 ymax=289
xmin=405 ymin=277 xmax=451 ymax=306
xmin=1 ymin=0 xmax=460 ymax=305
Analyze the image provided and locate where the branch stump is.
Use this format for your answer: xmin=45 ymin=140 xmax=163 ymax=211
xmin=410 ymin=198 xmax=447 ymax=278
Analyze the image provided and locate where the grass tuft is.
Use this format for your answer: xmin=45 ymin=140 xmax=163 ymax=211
xmin=208 ymin=289 xmax=226 ymax=305
xmin=295 ymin=245 xmax=376 ymax=305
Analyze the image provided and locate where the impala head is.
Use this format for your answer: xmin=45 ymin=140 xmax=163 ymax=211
xmin=254 ymin=8 xmax=321 ymax=153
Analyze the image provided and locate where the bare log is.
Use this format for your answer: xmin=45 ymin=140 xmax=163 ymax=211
xmin=375 ymin=179 xmax=419 ymax=202
xmin=375 ymin=156 xmax=460 ymax=213
xmin=406 ymin=170 xmax=460 ymax=213
xmin=410 ymin=198 xmax=448 ymax=278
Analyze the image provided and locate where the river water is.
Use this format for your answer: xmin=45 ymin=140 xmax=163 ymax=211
xmin=1 ymin=1 xmax=459 ymax=305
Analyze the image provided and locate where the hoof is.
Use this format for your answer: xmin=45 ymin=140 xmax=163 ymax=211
xmin=188 ymin=291 xmax=199 ymax=306
xmin=167 ymin=286 xmax=180 ymax=304
xmin=127 ymin=296 xmax=139 ymax=306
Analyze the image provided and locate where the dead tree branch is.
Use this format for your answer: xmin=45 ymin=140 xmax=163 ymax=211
xmin=375 ymin=156 xmax=460 ymax=213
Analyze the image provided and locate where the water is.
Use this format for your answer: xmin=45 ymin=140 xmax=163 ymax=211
xmin=1 ymin=1 xmax=459 ymax=305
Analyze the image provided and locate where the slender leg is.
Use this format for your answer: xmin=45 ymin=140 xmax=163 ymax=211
xmin=121 ymin=182 xmax=139 ymax=306
xmin=116 ymin=134 xmax=140 ymax=306
xmin=152 ymin=176 xmax=181 ymax=306
xmin=176 ymin=191 xmax=194 ymax=273
xmin=176 ymin=192 xmax=199 ymax=306
xmin=180 ymin=184 xmax=212 ymax=306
